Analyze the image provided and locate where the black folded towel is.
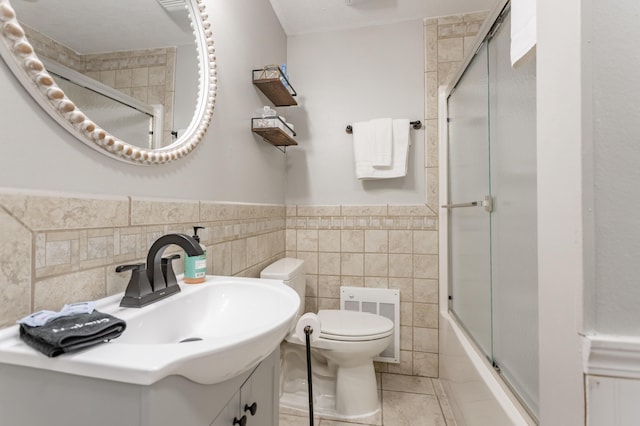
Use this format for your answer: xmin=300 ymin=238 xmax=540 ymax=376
xmin=19 ymin=310 xmax=127 ymax=358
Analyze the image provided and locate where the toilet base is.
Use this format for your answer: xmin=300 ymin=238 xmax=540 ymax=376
xmin=334 ymin=362 xmax=379 ymax=416
xmin=279 ymin=342 xmax=381 ymax=420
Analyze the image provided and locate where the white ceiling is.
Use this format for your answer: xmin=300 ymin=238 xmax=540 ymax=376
xmin=11 ymin=0 xmax=497 ymax=54
xmin=269 ymin=0 xmax=498 ymax=36
xmin=12 ymin=0 xmax=194 ymax=54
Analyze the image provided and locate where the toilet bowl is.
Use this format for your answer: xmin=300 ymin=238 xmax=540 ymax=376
xmin=260 ymin=258 xmax=394 ymax=419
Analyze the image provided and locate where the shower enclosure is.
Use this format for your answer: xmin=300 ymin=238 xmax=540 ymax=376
xmin=442 ymin=2 xmax=538 ymax=421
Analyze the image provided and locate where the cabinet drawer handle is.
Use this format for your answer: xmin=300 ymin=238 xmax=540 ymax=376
xmin=244 ymin=402 xmax=258 ymax=416
xmin=232 ymin=415 xmax=246 ymax=426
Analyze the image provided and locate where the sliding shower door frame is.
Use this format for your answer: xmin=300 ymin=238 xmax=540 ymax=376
xmin=438 ymin=0 xmax=539 ymax=422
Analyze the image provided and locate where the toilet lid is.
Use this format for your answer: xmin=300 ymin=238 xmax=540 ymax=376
xmin=317 ymin=310 xmax=393 ymax=342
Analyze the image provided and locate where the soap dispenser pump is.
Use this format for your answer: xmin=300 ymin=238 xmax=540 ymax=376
xmin=184 ymin=226 xmax=206 ymax=284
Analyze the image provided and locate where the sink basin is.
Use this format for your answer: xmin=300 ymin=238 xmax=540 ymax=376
xmin=0 ymin=276 xmax=299 ymax=385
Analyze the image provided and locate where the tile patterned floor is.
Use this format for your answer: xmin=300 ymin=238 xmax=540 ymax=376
xmin=279 ymin=374 xmax=456 ymax=426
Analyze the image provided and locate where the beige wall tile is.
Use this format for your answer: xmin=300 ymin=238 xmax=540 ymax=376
xmin=297 ymin=251 xmax=318 ymax=275
xmin=211 ymin=242 xmax=232 ymax=275
xmin=425 ymin=24 xmax=438 ymax=73
xmin=400 ymin=325 xmax=413 ymax=350
xmin=341 ymin=230 xmax=364 ymax=252
xmin=426 ymin=119 xmax=439 ymax=168
xmin=389 ymin=230 xmax=413 ymax=253
xmin=0 ymin=209 xmax=32 ymax=327
xmin=318 ymin=297 xmax=339 ymax=310
xmin=437 ymin=37 xmax=464 ymax=62
xmin=413 ymin=254 xmax=438 ymax=279
xmin=390 ymin=277 xmax=413 ymax=301
xmin=400 ymin=301 xmax=413 ymax=326
xmin=341 ymin=205 xmax=388 ymax=216
xmin=389 ymin=253 xmax=412 ymax=277
xmin=131 ymin=197 xmax=199 ymax=225
xmin=414 ymin=327 xmax=439 ymax=353
xmin=306 ymin=274 xmax=318 ymax=298
xmin=341 ymin=276 xmax=364 ymax=288
xmin=200 ymin=202 xmax=239 ymax=221
xmin=0 ymin=191 xmax=129 ymax=230
xmin=115 ymin=68 xmax=133 ymax=88
xmin=365 ymin=277 xmax=389 ymax=289
xmin=231 ymin=239 xmax=247 ymax=274
xmin=425 ymin=72 xmax=438 ymax=120
xmin=318 ymin=275 xmax=341 ymax=299
xmin=365 ymin=230 xmax=388 ymax=253
xmin=318 ymin=252 xmax=340 ymax=275
xmin=296 ymin=205 xmax=341 ymax=216
xmin=414 ymin=279 xmax=438 ymax=304
xmin=414 ymin=303 xmax=438 ymax=329
xmin=34 ymin=268 xmax=106 ymax=311
xmin=388 ymin=350 xmax=413 ymax=375
xmin=341 ymin=253 xmax=364 ymax=276
xmin=319 ymin=230 xmax=340 ymax=252
xmin=285 ymin=229 xmax=297 ymax=252
xmin=426 ymin=167 xmax=439 ymax=212
xmin=364 ymin=253 xmax=389 ymax=277
xmin=297 ymin=229 xmax=318 ymax=252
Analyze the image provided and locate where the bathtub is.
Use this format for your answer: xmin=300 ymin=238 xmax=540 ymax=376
xmin=438 ymin=310 xmax=537 ymax=425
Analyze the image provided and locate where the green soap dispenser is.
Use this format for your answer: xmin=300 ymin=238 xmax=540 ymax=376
xmin=184 ymin=226 xmax=206 ymax=284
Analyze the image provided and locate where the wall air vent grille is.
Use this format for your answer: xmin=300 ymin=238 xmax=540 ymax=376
xmin=340 ymin=286 xmax=400 ymax=363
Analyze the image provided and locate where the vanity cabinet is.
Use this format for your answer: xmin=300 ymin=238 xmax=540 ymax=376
xmin=211 ymin=347 xmax=278 ymax=426
xmin=0 ymin=349 xmax=279 ymax=426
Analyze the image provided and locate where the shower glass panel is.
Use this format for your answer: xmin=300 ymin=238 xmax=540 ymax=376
xmin=488 ymin=15 xmax=538 ymax=415
xmin=446 ymin=4 xmax=538 ymax=418
xmin=53 ymin=76 xmax=154 ymax=148
xmin=447 ymin=42 xmax=492 ymax=358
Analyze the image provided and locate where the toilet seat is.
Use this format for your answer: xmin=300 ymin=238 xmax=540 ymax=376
xmin=317 ymin=310 xmax=393 ymax=342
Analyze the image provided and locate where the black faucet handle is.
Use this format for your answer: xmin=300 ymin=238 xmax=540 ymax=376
xmin=115 ymin=263 xmax=145 ymax=273
xmin=116 ymin=262 xmax=154 ymax=307
xmin=161 ymin=254 xmax=181 ymax=288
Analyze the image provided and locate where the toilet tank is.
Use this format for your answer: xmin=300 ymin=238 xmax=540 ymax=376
xmin=260 ymin=258 xmax=305 ymax=318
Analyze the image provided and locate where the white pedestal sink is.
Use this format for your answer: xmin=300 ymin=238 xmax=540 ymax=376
xmin=0 ymin=275 xmax=300 ymax=385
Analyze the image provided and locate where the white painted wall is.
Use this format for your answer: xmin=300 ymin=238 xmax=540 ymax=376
xmin=590 ymin=0 xmax=640 ymax=336
xmin=536 ymin=0 xmax=586 ymax=424
xmin=0 ymin=0 xmax=288 ymax=204
xmin=284 ymin=20 xmax=425 ymax=205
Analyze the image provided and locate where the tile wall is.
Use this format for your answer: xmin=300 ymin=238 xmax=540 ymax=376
xmin=285 ymin=205 xmax=440 ymax=377
xmin=424 ymin=11 xmax=488 ymax=211
xmin=0 ymin=188 xmax=285 ymax=328
xmin=23 ymin=25 xmax=177 ymax=143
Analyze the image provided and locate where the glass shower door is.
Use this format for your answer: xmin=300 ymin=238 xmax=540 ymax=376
xmin=446 ymin=5 xmax=539 ymax=418
xmin=488 ymin=13 xmax=538 ymax=415
xmin=447 ymin=42 xmax=493 ymax=358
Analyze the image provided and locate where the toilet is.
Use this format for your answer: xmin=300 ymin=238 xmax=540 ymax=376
xmin=260 ymin=258 xmax=393 ymax=419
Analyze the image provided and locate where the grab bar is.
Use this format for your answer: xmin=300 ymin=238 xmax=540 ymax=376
xmin=442 ymin=195 xmax=493 ymax=212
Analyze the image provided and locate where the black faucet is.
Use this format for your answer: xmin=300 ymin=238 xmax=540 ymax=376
xmin=116 ymin=233 xmax=205 ymax=308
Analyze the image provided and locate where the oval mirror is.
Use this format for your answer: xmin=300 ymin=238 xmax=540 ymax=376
xmin=0 ymin=0 xmax=216 ymax=165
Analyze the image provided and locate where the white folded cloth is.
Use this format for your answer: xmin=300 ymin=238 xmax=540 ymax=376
xmin=511 ymin=0 xmax=536 ymax=67
xmin=353 ymin=118 xmax=410 ymax=180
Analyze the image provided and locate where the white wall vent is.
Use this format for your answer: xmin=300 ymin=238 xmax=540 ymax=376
xmin=340 ymin=286 xmax=400 ymax=364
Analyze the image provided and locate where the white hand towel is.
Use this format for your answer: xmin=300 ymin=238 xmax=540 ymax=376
xmin=511 ymin=0 xmax=536 ymax=67
xmin=370 ymin=118 xmax=393 ymax=166
xmin=354 ymin=119 xmax=410 ymax=180
xmin=353 ymin=121 xmax=374 ymax=178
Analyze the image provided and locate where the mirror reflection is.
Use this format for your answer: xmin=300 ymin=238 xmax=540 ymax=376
xmin=12 ymin=0 xmax=199 ymax=149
